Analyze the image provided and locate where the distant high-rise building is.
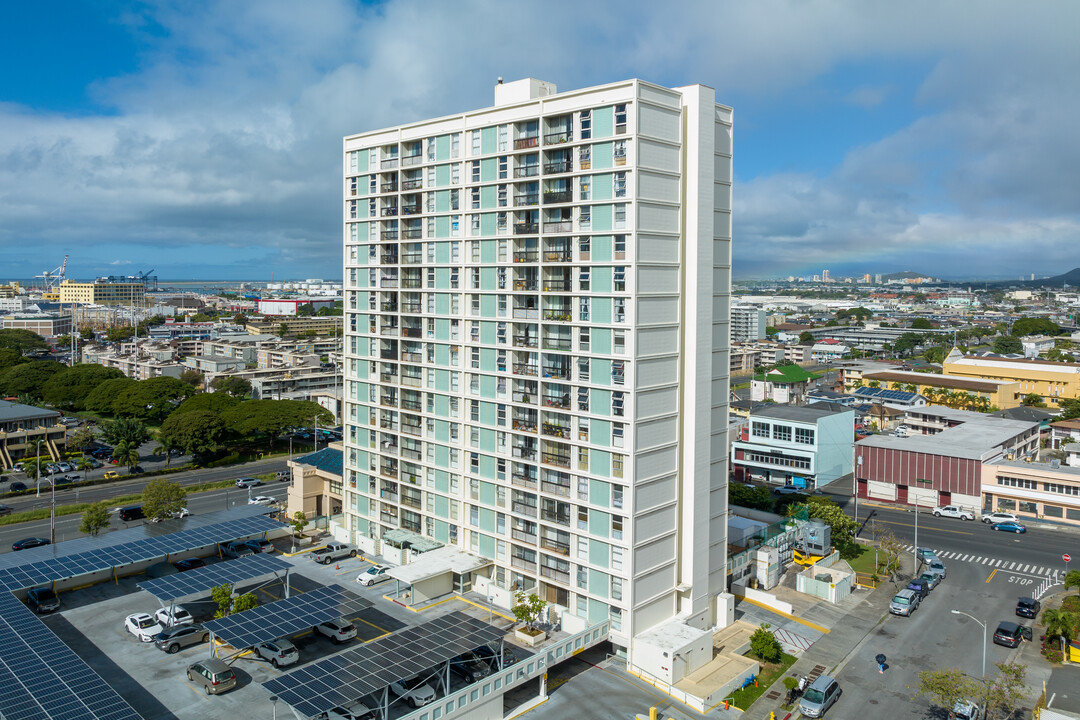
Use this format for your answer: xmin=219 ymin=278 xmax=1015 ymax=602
xmin=731 ymin=306 xmax=767 ymax=342
xmin=342 ymin=78 xmax=733 ymax=653
xmin=874 ymin=274 xmax=882 ymax=284
xmin=822 ymin=269 xmax=831 ymax=283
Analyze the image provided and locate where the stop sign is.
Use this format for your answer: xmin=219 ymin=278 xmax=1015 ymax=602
xmin=1065 ymin=553 xmax=1072 ymax=563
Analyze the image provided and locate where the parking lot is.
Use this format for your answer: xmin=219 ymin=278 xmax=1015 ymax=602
xmin=42 ymin=540 xmax=530 ymax=720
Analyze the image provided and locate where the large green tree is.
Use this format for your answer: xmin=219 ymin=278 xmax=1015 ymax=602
xmin=0 ymin=361 xmax=67 ymax=400
xmin=111 ymin=440 xmax=141 ymax=472
xmin=910 ymin=318 xmax=934 ymax=329
xmin=892 ymin=332 xmax=922 ymax=357
xmin=223 ymin=399 xmax=333 ymax=448
xmin=0 ymin=347 xmax=29 ymax=374
xmin=804 ymin=496 xmax=861 ymax=559
xmin=100 ymin=417 xmax=150 ymax=447
xmin=79 ymin=501 xmax=111 ymax=536
xmin=85 ymin=377 xmax=137 ymax=414
xmin=159 ymin=410 xmax=227 ymax=456
xmin=0 ymin=328 xmax=48 ymax=353
xmin=41 ymin=364 xmax=125 ymax=410
xmin=173 ymin=391 xmax=240 ymax=416
xmin=917 ymin=662 xmax=1027 ymax=720
xmin=728 ymin=483 xmax=774 ymax=511
xmin=141 ymin=477 xmax=186 ymax=521
xmin=210 ymin=376 xmax=252 ymax=399
xmin=111 ymin=376 xmax=192 ymax=422
xmin=991 ymin=335 xmax=1023 ymax=355
xmin=1011 ymin=317 xmax=1061 ymax=337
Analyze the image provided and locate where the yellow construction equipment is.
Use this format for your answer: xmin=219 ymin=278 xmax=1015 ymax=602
xmin=792 ymin=548 xmax=825 ymax=567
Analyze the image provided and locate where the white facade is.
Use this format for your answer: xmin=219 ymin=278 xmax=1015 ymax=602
xmin=341 ymin=78 xmax=732 ymax=652
xmin=730 ymin=306 xmax=766 ymax=342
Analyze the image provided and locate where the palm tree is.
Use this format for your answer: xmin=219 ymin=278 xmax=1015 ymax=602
xmin=153 ymin=437 xmax=175 ymax=467
xmin=112 ymin=440 xmax=141 ymax=473
xmin=891 ymin=382 xmax=903 ymax=391
xmin=1042 ymin=608 xmax=1076 ymax=643
xmin=868 ymin=381 xmax=881 ymax=389
xmin=903 ymin=383 xmax=918 ymax=393
xmin=75 ymin=457 xmax=93 ymax=483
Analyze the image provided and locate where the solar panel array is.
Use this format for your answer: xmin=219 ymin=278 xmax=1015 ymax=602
xmin=202 ymin=584 xmax=371 ymax=649
xmin=263 ymin=611 xmax=506 ymax=718
xmin=0 ymin=512 xmax=283 ymax=593
xmin=137 ymin=553 xmax=292 ymax=603
xmin=853 ymin=386 xmax=918 ymax=402
xmin=0 ymin=592 xmax=141 ymax=720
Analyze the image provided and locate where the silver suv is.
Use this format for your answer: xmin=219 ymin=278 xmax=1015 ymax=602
xmin=187 ymin=658 xmax=237 ymax=695
xmin=256 ymin=638 xmax=300 ymax=668
xmin=155 ymin=624 xmax=209 ymax=654
xmin=890 ymin=589 xmax=920 ymax=616
xmin=799 ymin=674 xmax=841 ymax=717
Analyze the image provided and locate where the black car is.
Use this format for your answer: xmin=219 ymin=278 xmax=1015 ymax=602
xmin=27 ymin=587 xmax=60 ymax=614
xmin=473 ymin=644 xmax=519 ymax=669
xmin=1016 ymin=597 xmax=1041 ymax=619
xmin=449 ymin=651 xmax=491 ymax=683
xmin=12 ymin=537 xmax=50 ymax=551
xmin=9 ymin=482 xmax=28 ymax=492
xmin=993 ymin=621 xmax=1025 ymax=648
xmin=0 ymin=504 xmax=12 ymax=517
xmin=906 ymin=579 xmax=930 ymax=600
xmin=174 ymin=558 xmax=207 ymax=572
xmin=118 ymin=505 xmax=145 ymax=521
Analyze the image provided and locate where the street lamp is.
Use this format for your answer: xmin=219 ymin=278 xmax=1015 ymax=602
xmin=951 ymin=609 xmax=987 ymax=678
xmin=269 ymin=695 xmax=278 ymax=720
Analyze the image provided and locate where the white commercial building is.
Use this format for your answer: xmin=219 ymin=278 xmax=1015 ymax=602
xmin=730 ymin=306 xmax=766 ymax=342
xmin=341 ymin=78 xmax=733 ymax=664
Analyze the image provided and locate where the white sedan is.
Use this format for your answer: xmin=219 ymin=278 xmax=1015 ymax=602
xmin=125 ymin=613 xmax=163 ymax=642
xmin=982 ymin=512 xmax=1020 ymax=524
xmin=356 ymin=564 xmax=393 ymax=586
xmin=155 ymin=605 xmax=195 ymax=627
xmin=248 ymin=496 xmax=277 ymax=506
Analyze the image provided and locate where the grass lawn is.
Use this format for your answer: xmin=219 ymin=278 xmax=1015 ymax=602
xmin=845 ymin=544 xmax=879 ymax=575
xmin=728 ymin=653 xmax=798 ymax=709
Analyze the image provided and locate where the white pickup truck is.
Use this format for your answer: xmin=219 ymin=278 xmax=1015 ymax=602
xmin=932 ymin=505 xmax=975 ymax=521
xmin=310 ymin=542 xmax=357 ymax=564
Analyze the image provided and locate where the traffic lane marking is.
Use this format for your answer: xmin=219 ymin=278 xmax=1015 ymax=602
xmin=866 ymin=517 xmax=974 ymax=536
xmin=986 ymin=568 xmax=998 ymax=583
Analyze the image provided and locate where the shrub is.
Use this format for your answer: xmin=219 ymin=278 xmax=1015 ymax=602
xmin=750 ymin=623 xmax=784 ymax=663
xmin=1062 ymin=596 xmax=1080 ymax=613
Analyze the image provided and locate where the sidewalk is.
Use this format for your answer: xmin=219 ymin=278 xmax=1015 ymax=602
xmin=741 ymin=581 xmax=895 ymax=719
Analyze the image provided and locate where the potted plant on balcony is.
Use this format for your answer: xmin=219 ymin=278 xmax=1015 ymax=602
xmin=512 ymin=591 xmax=549 ymax=646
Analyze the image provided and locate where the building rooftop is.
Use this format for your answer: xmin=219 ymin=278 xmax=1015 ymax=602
xmin=754 ymin=364 xmax=815 ymax=384
xmin=991 ymin=406 xmax=1055 ymax=423
xmin=752 ymin=403 xmax=854 ymax=423
xmin=862 ymin=369 xmax=1013 ymax=393
xmin=293 ymin=447 xmax=343 ymax=476
xmin=858 ymin=408 xmax=1038 ymax=460
xmin=946 ymin=350 xmax=1080 ymax=372
xmin=0 ymin=399 xmax=59 ymax=423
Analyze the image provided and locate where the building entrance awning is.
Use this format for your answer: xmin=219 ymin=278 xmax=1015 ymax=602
xmin=387 ymin=546 xmax=492 ymax=586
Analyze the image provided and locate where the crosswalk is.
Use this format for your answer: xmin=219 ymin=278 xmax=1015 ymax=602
xmin=901 ymin=545 xmax=1061 ymax=578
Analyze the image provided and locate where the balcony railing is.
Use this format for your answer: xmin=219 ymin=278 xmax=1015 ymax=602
xmin=401 ymin=303 xmax=422 ymax=314
xmin=381 ymin=206 xmax=398 ymax=217
xmin=540 ymin=565 xmax=570 ymax=583
xmin=380 ymin=303 xmax=398 ymax=313
xmin=542 ymin=338 xmax=572 ymax=352
xmin=379 ymin=326 xmax=398 ymax=337
xmin=513 ymin=334 xmax=538 ymax=349
xmin=514 ymin=164 xmax=540 ymax=178
xmin=511 ymin=473 xmax=538 ymax=490
xmin=541 ymin=538 xmax=571 ymax=555
xmin=401 ymin=399 xmax=422 ymax=411
xmin=380 ymin=395 xmax=398 ymax=407
xmin=401 ymin=204 xmax=421 ymax=215
xmin=380 ymin=490 xmax=399 ymax=502
xmin=380 ymin=350 xmax=397 ymax=360
xmin=511 ymin=501 xmax=538 ymax=518
xmin=544 ymin=131 xmax=572 ymax=145
xmin=514 ymin=222 xmax=539 ymax=235
xmin=513 ymin=362 xmax=538 ymax=377
xmin=512 ymin=529 xmax=538 ymax=544
xmin=514 ymin=136 xmax=539 ymax=150
xmin=401 ymin=252 xmax=422 ymax=264
xmin=379 ymin=277 xmax=399 ymax=288
xmin=380 ymin=465 xmax=398 ymax=478
xmin=381 ymin=181 xmax=398 ymax=192
xmin=402 ymin=228 xmax=423 ymax=239
xmin=543 ymin=190 xmax=572 ymax=204
xmin=402 ymin=154 xmax=423 ymax=166
xmin=542 ymin=310 xmax=572 ymax=323
xmin=512 ymin=446 xmax=538 ymax=461
xmin=380 ymin=512 xmax=399 ymax=524
xmin=513 ymin=308 xmax=539 ymax=320
xmin=401 ymin=327 xmax=422 ymax=338
xmin=542 ymin=280 xmax=571 ymax=292
xmin=400 ymin=374 xmax=422 ymax=387
xmin=380 ymin=158 xmax=399 ymax=169
xmin=514 ymin=193 xmax=539 ymax=206
xmin=541 ymin=452 xmax=571 ymax=468
xmin=544 ymin=220 xmax=573 ymax=233
xmin=513 ymin=279 xmax=538 ymax=291
xmin=401 ymin=278 xmax=423 ymax=289
xmin=544 ymin=249 xmax=572 ymax=262
xmin=541 ymin=364 xmax=570 ymax=379
xmin=380 ymin=253 xmax=398 ymax=264
xmin=541 ymin=511 xmax=571 ymax=526
xmin=512 ymin=391 xmax=536 ymax=404
xmin=541 ymin=479 xmax=571 ymax=496
xmin=513 ymin=250 xmax=538 ymax=263
xmin=512 ymin=419 xmax=537 ymax=433
xmin=401 ymin=422 xmax=422 ymax=437
xmin=401 ymin=493 xmax=422 ymax=508
xmin=381 ymin=230 xmax=399 ymax=241
xmin=402 ymin=178 xmax=423 ymax=190
xmin=544 ymin=160 xmax=572 ymax=174
xmin=511 ymin=556 xmax=538 ymax=572
xmin=541 ymin=424 xmax=570 ymax=440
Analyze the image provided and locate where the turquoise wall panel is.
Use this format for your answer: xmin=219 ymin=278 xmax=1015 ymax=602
xmin=594 ymin=107 xmax=614 ymax=138
xmin=593 ymin=141 xmax=614 ymax=169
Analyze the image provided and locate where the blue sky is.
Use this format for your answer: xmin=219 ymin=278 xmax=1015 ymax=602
xmin=1 ymin=0 xmax=1078 ymax=281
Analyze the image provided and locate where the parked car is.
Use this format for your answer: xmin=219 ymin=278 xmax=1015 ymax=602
xmin=174 ymin=558 xmax=206 ymax=572
xmin=155 ymin=624 xmax=209 ymax=653
xmin=320 ymin=702 xmax=375 ymax=720
xmin=907 ymin=579 xmax=930 ymax=600
xmin=982 ymin=512 xmax=1019 ymax=525
xmin=102 ymin=471 xmax=119 ymax=480
xmin=27 ymin=587 xmax=60 ymax=614
xmin=187 ymin=658 xmax=237 ymax=695
xmin=799 ymin=674 xmax=841 ymax=718
xmin=925 ymin=559 xmax=947 ymax=578
xmin=9 ymin=482 xmax=28 ymax=492
xmin=235 ymin=477 xmax=263 ymax=489
xmin=314 ymin=618 xmax=357 ymax=644
xmin=932 ymin=505 xmax=975 ymax=521
xmin=991 ymin=521 xmax=1026 ymax=533
xmin=992 ymin=621 xmax=1026 ymax=648
xmin=12 ymin=537 xmax=49 ymax=551
xmin=449 ymin=650 xmax=492 ymax=682
xmin=889 ymin=589 xmax=920 ymax=617
xmin=244 ymin=539 xmax=275 ymax=554
xmin=0 ymin=504 xmax=12 ymax=516
xmin=155 ymin=606 xmax=195 ymax=627
xmin=772 ymin=485 xmax=807 ymax=496
xmin=951 ymin=699 xmax=986 ymax=720
xmin=916 ymin=547 xmax=939 ymax=563
xmin=473 ymin=644 xmax=519 ymax=669
xmin=248 ymin=495 xmax=277 ymax=506
xmin=57 ymin=462 xmax=73 ymax=473
xmin=1016 ymin=597 xmax=1041 ymax=619
xmin=256 ymin=638 xmax=300 ymax=668
xmin=310 ymin=542 xmax=357 ymax=565
xmin=918 ymin=572 xmax=941 ymax=590
xmin=221 ymin=541 xmax=254 ymax=559
xmin=118 ymin=505 xmax=145 ymax=521
xmin=125 ymin=613 xmax=164 ymax=642
xmin=389 ymin=676 xmax=436 ymax=708
xmin=356 ymin=564 xmax=392 ymax=586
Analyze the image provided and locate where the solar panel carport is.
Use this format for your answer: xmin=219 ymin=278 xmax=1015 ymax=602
xmin=137 ymin=553 xmax=292 ymax=604
xmin=0 ymin=506 xmax=285 ymax=720
xmin=201 ymin=583 xmax=371 ymax=651
xmin=262 ymin=611 xmax=508 ymax=719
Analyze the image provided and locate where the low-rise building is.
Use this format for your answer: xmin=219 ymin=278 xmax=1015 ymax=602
xmin=0 ymin=400 xmax=67 ymax=468
xmin=732 ymin=403 xmax=855 ymax=488
xmin=750 ymin=364 xmax=814 ymax=404
xmin=981 ymin=458 xmax=1080 ymax=525
xmin=245 ymin=315 xmax=343 ymax=337
xmin=286 ymin=446 xmax=344 ymax=519
xmin=57 ymin=278 xmax=145 ymax=306
xmin=255 ymin=298 xmax=339 ymax=316
xmin=1 ymin=313 xmax=72 ymax=337
xmin=855 ymin=407 xmax=1039 ymax=510
xmin=850 ymin=386 xmax=928 ymax=409
xmin=810 ymin=339 xmax=851 ymax=362
xmin=943 ymin=349 xmax=1080 ymax=407
xmin=859 ymin=369 xmax=1020 ymax=410
xmin=81 ymin=343 xmax=185 ymax=380
xmin=1051 ymin=420 xmax=1080 ymax=450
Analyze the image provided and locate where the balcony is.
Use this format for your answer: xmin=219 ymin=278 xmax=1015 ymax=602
xmin=513 ymin=278 xmax=538 ymax=292
xmin=381 ymin=230 xmax=399 ymax=241
xmin=544 ymin=249 xmax=572 ymax=262
xmin=380 ymin=180 xmax=398 ymax=193
xmin=512 ymin=445 xmax=538 ymax=461
xmin=513 ymin=362 xmax=538 ymax=377
xmin=512 ymin=419 xmax=537 ymax=433
xmin=542 ymin=279 xmax=570 ymax=292
xmin=541 ymin=363 xmax=570 ymax=380
xmin=511 ymin=501 xmax=538 ymax=518
xmin=401 ymin=398 xmax=422 ymax=411
xmin=514 ymin=193 xmax=539 ymax=207
xmin=542 ymin=337 xmax=572 ymax=352
xmin=542 ymin=308 xmax=572 ymax=322
xmin=402 ymin=178 xmax=423 ymax=191
xmin=401 ymin=203 xmax=421 ymax=216
xmin=541 ymin=452 xmax=571 ymax=468
xmin=514 ymin=164 xmax=540 ymax=178
xmin=543 ymin=190 xmax=572 ymax=204
xmin=379 ymin=325 xmax=398 ymax=337
xmin=381 ymin=205 xmax=399 ymax=217
xmin=401 ymin=252 xmax=422 ymax=265
xmin=511 ymin=473 xmax=538 ymax=490
xmin=544 ymin=159 xmax=572 ymax=174
xmin=514 ymin=222 xmax=539 ymax=235
xmin=512 ymin=390 xmax=536 ymax=404
xmin=401 ymin=326 xmax=422 ymax=339
xmin=380 ymin=465 xmax=398 ymax=479
xmin=402 ymin=227 xmax=423 ymax=239
xmin=380 ymin=394 xmax=398 ymax=407
xmin=402 ymin=154 xmax=423 ymax=167
xmin=540 ymin=565 xmax=570 ymax=583
xmin=401 ymin=277 xmax=423 ymax=289
xmin=543 ymin=220 xmax=573 ymax=233
xmin=541 ymin=478 xmax=570 ymax=496
xmin=401 ymin=422 xmax=422 ymax=437
xmin=380 ymin=350 xmax=397 ymax=360
xmin=380 ymin=157 xmax=399 ymax=169
xmin=510 ymin=556 xmax=538 ymax=572
xmin=380 ymin=512 xmax=399 ymax=525
xmin=380 ymin=302 xmax=398 ymax=313
xmin=541 ymin=422 xmax=570 ymax=440
xmin=402 ymin=302 xmax=422 ymax=314
xmin=544 ymin=130 xmax=572 ymax=145
xmin=512 ymin=529 xmax=538 ymax=544
xmin=513 ymin=334 xmax=538 ymax=349
xmin=541 ymin=535 xmax=570 ymax=555
xmin=401 ymin=493 xmax=422 ymax=508
xmin=514 ymin=135 xmax=539 ymax=150
xmin=400 ymin=373 xmax=422 ymax=388
xmin=512 ymin=250 xmax=538 ymax=263
xmin=513 ymin=307 xmax=539 ymax=320
xmin=379 ymin=490 xmax=399 ymax=502
xmin=379 ymin=276 xmax=399 ymax=288
xmin=380 ymin=252 xmax=398 ymax=264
